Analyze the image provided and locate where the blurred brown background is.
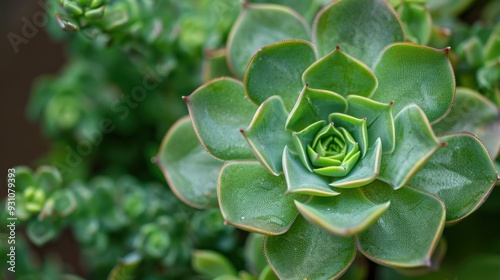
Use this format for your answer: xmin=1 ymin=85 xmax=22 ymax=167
xmin=0 ymin=0 xmax=63 ymax=184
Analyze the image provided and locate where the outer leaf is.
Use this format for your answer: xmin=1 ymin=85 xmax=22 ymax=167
xmin=398 ymin=3 xmax=432 ymax=44
xmin=185 ymin=78 xmax=257 ymax=160
xmin=244 ymin=40 xmax=317 ymax=111
xmin=283 ymin=146 xmax=339 ymax=196
xmin=244 ymin=233 xmax=268 ymax=274
xmin=433 ymin=87 xmax=500 ymax=158
xmin=202 ymin=49 xmax=233 ymax=82
xmin=347 ymin=95 xmax=395 ymax=153
xmin=242 ymin=96 xmax=292 ymax=175
xmin=192 ymin=250 xmax=237 ymax=278
xmin=331 ymin=138 xmax=382 ymax=188
xmin=303 ymin=46 xmax=377 ymax=97
xmin=248 ymin=0 xmax=319 ymax=22
xmin=358 ymin=180 xmax=445 ymax=267
xmin=408 ymin=133 xmax=498 ymax=223
xmin=218 ymin=161 xmax=307 ymax=235
xmin=371 ymin=43 xmax=455 ymax=123
xmin=286 ymin=86 xmax=347 ymax=132
xmin=379 ymin=105 xmax=440 ymax=189
xmin=313 ymin=0 xmax=404 ymax=66
xmin=227 ymin=4 xmax=310 ymax=78
xmin=156 ymin=117 xmax=222 ymax=209
xmin=265 ymin=216 xmax=356 ymax=280
xmin=295 ymin=188 xmax=390 ymax=236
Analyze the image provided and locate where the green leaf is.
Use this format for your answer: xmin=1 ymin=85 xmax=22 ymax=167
xmin=432 ymin=87 xmax=500 ymax=159
xmin=483 ymin=25 xmax=500 ymax=63
xmin=202 ymin=49 xmax=234 ymax=82
xmin=13 ymin=166 xmax=34 ymax=190
xmin=371 ymin=43 xmax=455 ymax=123
xmin=247 ymin=0 xmax=319 ymax=22
xmin=107 ymin=252 xmax=141 ymax=280
xmin=346 ymin=95 xmax=395 ymax=153
xmin=192 ymin=250 xmax=237 ymax=278
xmin=242 ymin=96 xmax=293 ymax=175
xmin=244 ymin=233 xmax=268 ymax=274
xmin=295 ymin=188 xmax=390 ymax=236
xmin=27 ymin=219 xmax=59 ymax=246
xmin=185 ymin=78 xmax=257 ymax=160
xmin=259 ymin=266 xmax=279 ymax=280
xmin=477 ymin=61 xmax=500 ymax=90
xmin=302 ymin=46 xmax=377 ymax=97
xmin=313 ymin=0 xmax=404 ymax=66
xmin=218 ymin=161 xmax=307 ymax=235
xmin=265 ymin=215 xmax=356 ymax=279
xmin=408 ymin=133 xmax=499 ymax=223
xmin=379 ymin=105 xmax=440 ymax=189
xmin=331 ymin=138 xmax=382 ymax=188
xmin=244 ymin=40 xmax=317 ymax=111
xmin=358 ymin=180 xmax=445 ymax=267
xmin=286 ymin=86 xmax=347 ymax=132
xmin=292 ymin=121 xmax=326 ymax=172
xmin=227 ymin=4 xmax=310 ymax=78
xmin=329 ymin=113 xmax=368 ymax=157
xmin=35 ymin=165 xmax=62 ymax=192
xmin=398 ymin=3 xmax=432 ymax=44
xmin=156 ymin=116 xmax=222 ymax=209
xmin=283 ymin=146 xmax=339 ymax=196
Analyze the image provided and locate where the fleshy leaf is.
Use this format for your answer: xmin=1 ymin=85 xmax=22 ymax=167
xmin=227 ymin=4 xmax=310 ymax=78
xmin=432 ymin=87 xmax=500 ymax=158
xmin=295 ymin=188 xmax=390 ymax=236
xmin=192 ymin=250 xmax=237 ymax=278
xmin=331 ymin=138 xmax=382 ymax=188
xmin=358 ymin=180 xmax=445 ymax=267
xmin=283 ymin=146 xmax=339 ymax=196
xmin=292 ymin=121 xmax=325 ymax=172
xmin=408 ymin=133 xmax=499 ymax=223
xmin=244 ymin=40 xmax=317 ymax=111
xmin=398 ymin=3 xmax=432 ymax=44
xmin=185 ymin=78 xmax=257 ymax=160
xmin=329 ymin=113 xmax=368 ymax=157
xmin=371 ymin=43 xmax=455 ymax=123
xmin=313 ymin=0 xmax=404 ymax=66
xmin=156 ymin=117 xmax=222 ymax=209
xmin=244 ymin=233 xmax=268 ymax=274
xmin=242 ymin=96 xmax=292 ymax=175
xmin=247 ymin=0 xmax=319 ymax=22
xmin=202 ymin=49 xmax=233 ymax=82
xmin=379 ymin=105 xmax=440 ymax=189
xmin=286 ymin=86 xmax=347 ymax=132
xmin=302 ymin=47 xmax=377 ymax=97
xmin=347 ymin=95 xmax=395 ymax=153
xmin=265 ymin=216 xmax=356 ymax=279
xmin=218 ymin=161 xmax=306 ymax=235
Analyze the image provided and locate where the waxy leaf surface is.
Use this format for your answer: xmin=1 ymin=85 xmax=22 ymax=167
xmin=186 ymin=78 xmax=257 ymax=160
xmin=265 ymin=216 xmax=356 ymax=279
xmin=218 ymin=161 xmax=306 ymax=235
xmin=157 ymin=117 xmax=222 ymax=209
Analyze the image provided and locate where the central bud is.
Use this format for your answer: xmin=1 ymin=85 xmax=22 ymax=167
xmin=307 ymin=122 xmax=360 ymax=177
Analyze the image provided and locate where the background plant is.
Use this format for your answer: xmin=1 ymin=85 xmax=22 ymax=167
xmin=3 ymin=0 xmax=500 ymax=279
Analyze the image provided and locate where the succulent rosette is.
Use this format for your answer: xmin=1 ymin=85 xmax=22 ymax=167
xmin=157 ymin=0 xmax=500 ymax=278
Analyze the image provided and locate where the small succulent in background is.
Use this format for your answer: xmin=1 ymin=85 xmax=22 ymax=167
xmin=456 ymin=24 xmax=500 ymax=107
xmin=158 ymin=0 xmax=500 ymax=278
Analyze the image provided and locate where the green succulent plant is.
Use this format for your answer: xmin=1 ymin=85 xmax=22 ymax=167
xmin=157 ymin=0 xmax=500 ymax=278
